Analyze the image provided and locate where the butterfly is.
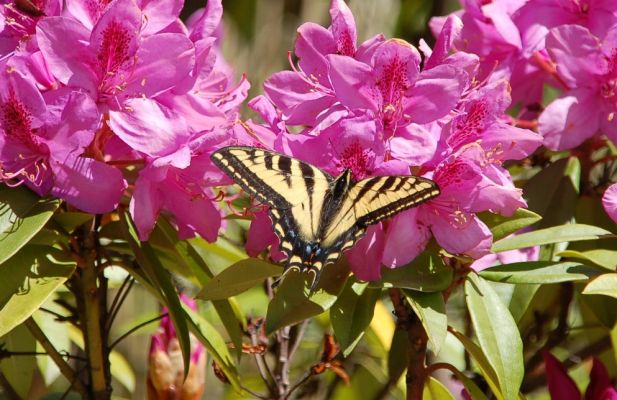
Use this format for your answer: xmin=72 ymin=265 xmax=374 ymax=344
xmin=211 ymin=146 xmax=440 ymax=290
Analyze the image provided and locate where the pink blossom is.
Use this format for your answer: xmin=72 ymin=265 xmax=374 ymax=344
xmin=0 ymin=66 xmax=126 ymax=212
xmin=148 ymin=294 xmax=206 ymax=400
xmin=539 ymin=24 xmax=617 ymax=150
xmin=544 ymin=352 xmax=617 ymax=400
xmin=602 ymin=183 xmax=617 ymax=223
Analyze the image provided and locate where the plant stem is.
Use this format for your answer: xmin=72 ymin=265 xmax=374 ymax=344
xmin=274 ymin=326 xmax=291 ymax=399
xmin=389 ymin=288 xmax=428 ymax=400
xmin=24 ymin=317 xmax=87 ymax=397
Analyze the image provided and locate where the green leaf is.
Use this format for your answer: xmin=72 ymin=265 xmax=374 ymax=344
xmin=0 ymin=185 xmax=60 ymax=264
xmin=556 ymin=249 xmax=617 ymax=270
xmin=52 ymin=212 xmax=93 ymax=233
xmin=197 ymin=258 xmax=282 ymax=300
xmin=0 ymin=247 xmax=75 ymax=337
xmin=465 ymin=274 xmax=523 ymax=400
xmin=450 ymin=329 xmax=505 ymax=400
xmin=423 ymin=377 xmax=455 ymax=400
xmin=373 ymin=251 xmax=453 ymax=292
xmin=508 ymin=284 xmax=540 ymax=323
xmin=478 ymin=208 xmax=542 ymax=242
xmin=0 ymin=324 xmax=36 ymax=398
xmin=120 ymin=211 xmax=192 ymax=378
xmin=266 ymin=261 xmax=349 ymax=334
xmin=583 ymin=273 xmax=617 ymax=299
xmin=387 ymin=329 xmax=409 ymax=383
xmin=523 ymin=157 xmax=579 ymax=229
xmin=403 ymin=290 xmax=447 ymax=355
xmin=331 ymin=281 xmax=380 ymax=357
xmin=580 ymin=292 xmax=617 ymax=328
xmin=183 ymin=305 xmax=241 ymax=390
xmin=480 ymin=261 xmax=601 ymax=284
xmin=110 ymin=349 xmax=135 ymax=393
xmin=212 ymin=299 xmax=244 ymax=359
xmin=438 ymin=364 xmax=489 ymax=400
xmin=491 ymin=224 xmax=613 ymax=252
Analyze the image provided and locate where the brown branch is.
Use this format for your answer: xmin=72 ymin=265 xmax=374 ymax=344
xmin=389 ymin=288 xmax=428 ymax=400
xmin=274 ymin=326 xmax=292 ymax=398
xmin=24 ymin=318 xmax=87 ymax=397
xmin=248 ymin=320 xmax=276 ymax=396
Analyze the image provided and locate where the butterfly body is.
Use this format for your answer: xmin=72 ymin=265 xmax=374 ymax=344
xmin=211 ymin=146 xmax=440 ymax=289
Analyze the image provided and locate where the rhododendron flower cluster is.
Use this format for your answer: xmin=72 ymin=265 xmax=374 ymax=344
xmin=0 ymin=0 xmax=247 ymax=239
xmin=432 ymin=0 xmax=617 ymax=151
xmin=239 ymin=0 xmax=542 ymax=280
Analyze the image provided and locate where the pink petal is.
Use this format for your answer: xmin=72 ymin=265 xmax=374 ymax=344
xmin=264 ymin=71 xmax=334 ymax=125
xmin=390 ymin=123 xmax=439 ymax=166
xmin=539 ymin=90 xmax=601 ymax=150
xmin=382 ymin=209 xmax=431 ymax=268
xmin=108 ymin=98 xmax=190 ymax=157
xmin=138 ymin=0 xmax=183 ymax=35
xmin=295 ymin=22 xmax=336 ymax=85
xmin=46 ymin=91 xmax=100 ymax=154
xmin=347 ymin=225 xmax=385 ymax=281
xmin=125 ymin=33 xmax=195 ymax=98
xmin=405 ymin=64 xmax=466 ymax=124
xmin=187 ymin=0 xmax=222 ymax=41
xmin=246 ymin=211 xmax=285 ymax=262
xmin=546 ymin=25 xmax=605 ymax=87
xmin=585 ymin=358 xmax=615 ymax=400
xmin=425 ymin=15 xmax=463 ymax=69
xmin=130 ymin=174 xmax=162 ymax=240
xmin=50 ymin=156 xmax=127 ymax=214
xmin=0 ymin=68 xmax=47 ymax=128
xmin=90 ymin=0 xmax=142 ymax=63
xmin=543 ymin=352 xmax=582 ymax=400
xmin=327 ymin=54 xmax=378 ymax=111
xmin=429 ymin=213 xmax=492 ymax=259
xmin=35 ymin=17 xmax=97 ymax=92
xmin=329 ymin=0 xmax=357 ymax=56
xmin=165 ymin=191 xmax=221 ymax=242
xmin=481 ymin=123 xmax=542 ymax=160
xmin=602 ymin=183 xmax=617 ymax=224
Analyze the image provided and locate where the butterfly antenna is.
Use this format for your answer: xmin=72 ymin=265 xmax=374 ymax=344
xmin=307 ymin=267 xmax=322 ymax=296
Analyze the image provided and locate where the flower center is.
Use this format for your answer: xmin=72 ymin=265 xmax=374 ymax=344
xmin=335 ymin=141 xmax=373 ymax=180
xmin=448 ymin=100 xmax=489 ymax=149
xmin=97 ymin=19 xmax=134 ymax=95
xmin=375 ymin=55 xmax=409 ymax=129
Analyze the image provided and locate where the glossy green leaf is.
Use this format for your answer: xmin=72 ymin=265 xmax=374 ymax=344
xmin=387 ymin=329 xmax=409 ymax=383
xmin=331 ymin=281 xmax=380 ymax=357
xmin=212 ymin=299 xmax=244 ymax=359
xmin=373 ymin=251 xmax=453 ymax=292
xmin=183 ymin=305 xmax=240 ymax=389
xmin=0 ymin=324 xmax=36 ymax=398
xmin=583 ymin=273 xmax=617 ymax=299
xmin=557 ymin=249 xmax=617 ymax=270
xmin=403 ymin=290 xmax=447 ymax=355
xmin=0 ymin=185 xmax=60 ymax=264
xmin=0 ymin=247 xmax=75 ymax=337
xmin=480 ymin=261 xmax=601 ymax=284
xmin=450 ymin=329 xmax=505 ymax=400
xmin=508 ymin=284 xmax=540 ymax=323
xmin=198 ymin=258 xmax=282 ymax=300
xmin=266 ymin=261 xmax=349 ymax=334
xmin=34 ymin=302 xmax=69 ymax=386
xmin=423 ymin=377 xmax=455 ymax=400
xmin=580 ymin=292 xmax=617 ymax=328
xmin=52 ymin=212 xmax=93 ymax=233
xmin=120 ymin=211 xmax=192 ymax=377
xmin=479 ymin=208 xmax=542 ymax=241
xmin=491 ymin=224 xmax=612 ymax=253
xmin=523 ymin=157 xmax=579 ymax=229
xmin=465 ymin=274 xmax=523 ymax=400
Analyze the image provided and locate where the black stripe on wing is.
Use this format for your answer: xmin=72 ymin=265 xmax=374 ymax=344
xmin=355 ymin=176 xmax=440 ymax=227
xmin=211 ymin=147 xmax=291 ymax=208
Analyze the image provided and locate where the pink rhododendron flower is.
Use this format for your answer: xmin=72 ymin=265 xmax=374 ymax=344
xmin=544 ymin=352 xmax=617 ymax=400
xmin=602 ymin=183 xmax=617 ymax=223
xmin=0 ymin=0 xmax=61 ymax=56
xmin=148 ymin=294 xmax=206 ymax=400
xmin=539 ymin=24 xmax=617 ymax=150
xmin=241 ymin=0 xmax=539 ymax=281
xmin=0 ymin=65 xmax=126 ymax=212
